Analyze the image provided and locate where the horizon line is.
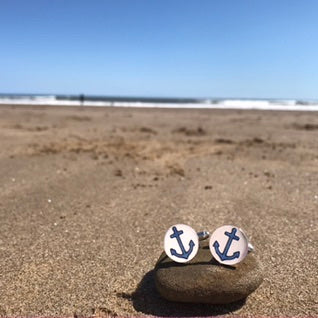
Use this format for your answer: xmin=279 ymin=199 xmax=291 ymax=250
xmin=0 ymin=92 xmax=317 ymax=102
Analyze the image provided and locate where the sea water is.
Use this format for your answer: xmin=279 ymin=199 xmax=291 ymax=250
xmin=1 ymin=94 xmax=318 ymax=111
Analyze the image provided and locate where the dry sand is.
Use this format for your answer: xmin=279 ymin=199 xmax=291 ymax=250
xmin=0 ymin=105 xmax=317 ymax=316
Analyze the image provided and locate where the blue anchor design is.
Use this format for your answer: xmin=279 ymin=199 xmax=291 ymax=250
xmin=213 ymin=227 xmax=240 ymax=261
xmin=170 ymin=226 xmax=195 ymax=259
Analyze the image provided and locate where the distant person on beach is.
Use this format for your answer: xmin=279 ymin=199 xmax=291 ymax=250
xmin=79 ymin=94 xmax=85 ymax=105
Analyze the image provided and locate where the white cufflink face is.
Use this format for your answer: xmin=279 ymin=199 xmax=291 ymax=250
xmin=164 ymin=224 xmax=199 ymax=263
xmin=209 ymin=225 xmax=248 ymax=265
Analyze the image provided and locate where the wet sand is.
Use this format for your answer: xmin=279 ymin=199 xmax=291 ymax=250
xmin=0 ymin=105 xmax=317 ymax=316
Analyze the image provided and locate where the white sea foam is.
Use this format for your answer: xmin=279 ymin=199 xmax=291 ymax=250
xmin=1 ymin=96 xmax=318 ymax=111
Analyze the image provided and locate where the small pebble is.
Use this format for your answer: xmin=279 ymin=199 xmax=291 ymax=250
xmin=155 ymin=241 xmax=263 ymax=304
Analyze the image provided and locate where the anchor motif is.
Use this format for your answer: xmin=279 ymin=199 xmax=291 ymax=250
xmin=170 ymin=226 xmax=195 ymax=259
xmin=213 ymin=227 xmax=240 ymax=261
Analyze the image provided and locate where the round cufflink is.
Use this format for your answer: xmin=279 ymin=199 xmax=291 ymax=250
xmin=209 ymin=225 xmax=249 ymax=265
xmin=164 ymin=224 xmax=199 ymax=263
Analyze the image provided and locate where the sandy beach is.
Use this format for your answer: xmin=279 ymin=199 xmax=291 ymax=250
xmin=0 ymin=105 xmax=317 ymax=316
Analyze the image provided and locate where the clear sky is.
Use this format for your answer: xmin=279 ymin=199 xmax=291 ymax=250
xmin=1 ymin=0 xmax=318 ymax=99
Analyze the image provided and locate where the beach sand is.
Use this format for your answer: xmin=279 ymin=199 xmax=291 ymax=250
xmin=0 ymin=105 xmax=317 ymax=316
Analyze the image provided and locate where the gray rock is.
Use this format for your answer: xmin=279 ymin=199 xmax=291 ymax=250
xmin=154 ymin=241 xmax=263 ymax=304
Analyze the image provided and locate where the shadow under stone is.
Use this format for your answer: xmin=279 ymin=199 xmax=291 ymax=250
xmin=131 ymin=270 xmax=246 ymax=317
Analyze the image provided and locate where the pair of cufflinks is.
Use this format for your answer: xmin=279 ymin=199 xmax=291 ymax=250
xmin=164 ymin=224 xmax=254 ymax=265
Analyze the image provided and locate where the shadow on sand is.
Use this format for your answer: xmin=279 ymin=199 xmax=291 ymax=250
xmin=128 ymin=270 xmax=245 ymax=317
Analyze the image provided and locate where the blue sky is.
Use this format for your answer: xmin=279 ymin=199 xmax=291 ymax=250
xmin=1 ymin=0 xmax=318 ymax=99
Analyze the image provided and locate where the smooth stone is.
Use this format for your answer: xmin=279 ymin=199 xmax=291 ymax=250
xmin=154 ymin=241 xmax=263 ymax=304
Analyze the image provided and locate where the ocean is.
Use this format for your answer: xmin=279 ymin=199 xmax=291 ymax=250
xmin=1 ymin=94 xmax=318 ymax=111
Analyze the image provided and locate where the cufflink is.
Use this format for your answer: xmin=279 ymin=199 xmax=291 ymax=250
xmin=164 ymin=224 xmax=199 ymax=263
xmin=209 ymin=225 xmax=251 ymax=265
xmin=163 ymin=224 xmax=254 ymax=265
